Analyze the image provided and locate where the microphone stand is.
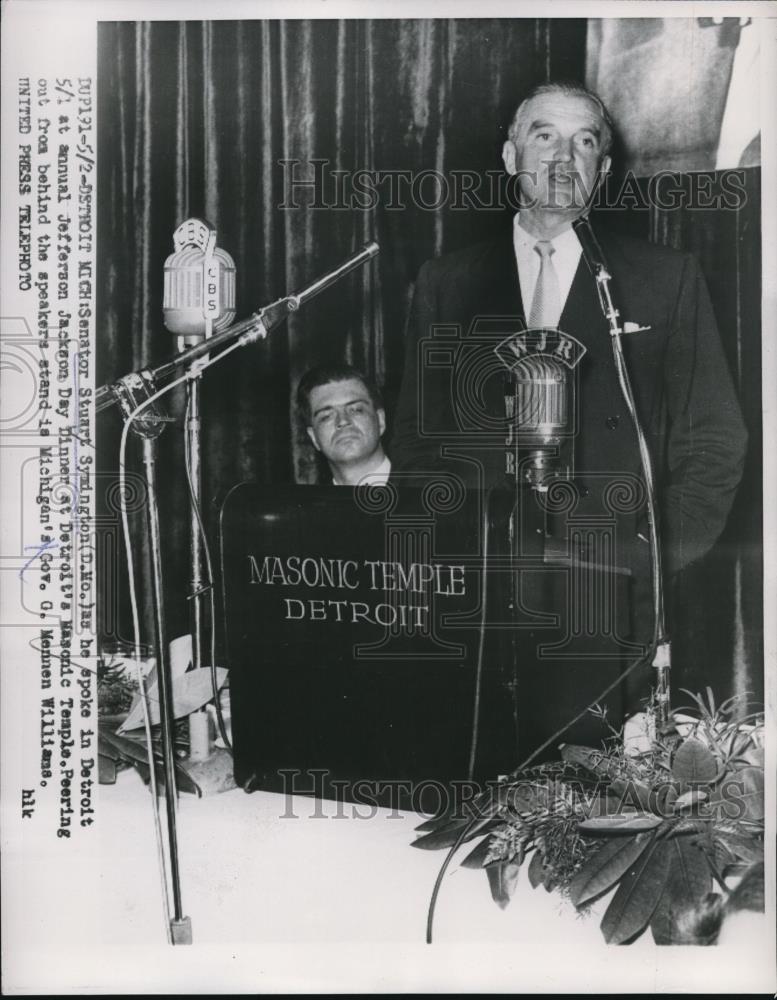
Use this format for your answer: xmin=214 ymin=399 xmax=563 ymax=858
xmin=107 ymin=377 xmax=190 ymax=942
xmin=184 ymin=353 xmax=209 ymax=756
xmin=572 ymin=217 xmax=672 ymax=730
xmin=99 ymin=241 xmax=379 ymax=943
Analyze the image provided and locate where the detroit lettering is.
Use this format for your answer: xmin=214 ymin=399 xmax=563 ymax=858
xmin=247 ymin=555 xmax=466 ymax=626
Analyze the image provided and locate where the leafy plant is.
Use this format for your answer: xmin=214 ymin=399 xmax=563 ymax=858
xmin=97 ymin=658 xmax=139 ymax=715
xmin=413 ymin=692 xmax=764 ymax=945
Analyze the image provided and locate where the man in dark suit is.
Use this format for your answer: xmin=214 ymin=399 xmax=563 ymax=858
xmin=390 ymin=81 xmax=747 ymax=744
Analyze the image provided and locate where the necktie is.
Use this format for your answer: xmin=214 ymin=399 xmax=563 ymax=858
xmin=528 ymin=240 xmax=561 ymax=328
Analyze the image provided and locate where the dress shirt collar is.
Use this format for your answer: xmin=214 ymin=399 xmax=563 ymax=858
xmin=512 ymin=214 xmax=582 ymax=257
xmin=332 ymin=455 xmax=392 ymax=486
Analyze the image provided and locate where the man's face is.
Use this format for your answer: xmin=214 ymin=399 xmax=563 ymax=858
xmin=503 ymin=93 xmax=611 ymax=214
xmin=306 ymin=378 xmax=386 ymax=470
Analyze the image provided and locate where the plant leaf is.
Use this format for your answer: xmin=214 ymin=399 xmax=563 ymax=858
xmin=560 ymin=744 xmax=622 ymax=779
xmin=98 ymin=754 xmax=117 ymax=784
xmin=671 ymin=738 xmax=717 ymax=784
xmin=119 ymin=667 xmax=228 ymax=732
xmin=579 ymin=813 xmax=663 ymax=833
xmin=97 ymin=732 xmax=123 ymax=762
xmin=528 ymin=849 xmax=545 ymax=889
xmin=99 ymin=721 xmax=202 ymax=796
xmin=666 ymin=818 xmax=705 ymax=836
xmin=505 ymin=780 xmax=551 ymax=814
xmin=582 ymin=792 xmax=622 ymax=819
xmin=607 ymin=776 xmax=652 ymax=811
xmin=131 ymin=754 xmax=202 ymax=797
xmin=414 ymin=801 xmax=494 ymax=834
xmin=99 ymin=726 xmax=162 ymax=767
xmin=569 ymin=833 xmax=653 ymax=907
xmin=648 ymin=783 xmax=678 ymax=817
xmin=737 ymin=743 xmax=764 ymax=769
xmin=414 ymin=814 xmax=469 ymax=837
xmin=414 ymin=811 xmax=456 ymax=833
xmin=600 ymin=840 xmax=672 ymax=944
xmin=672 ymin=789 xmax=708 ymax=811
xmin=411 ymin=817 xmax=498 ymax=851
xmin=713 ymin=766 xmax=765 ymax=823
xmin=460 ymin=836 xmax=498 ymax=869
xmin=714 ymin=832 xmax=764 ymax=865
xmin=486 ymin=858 xmax=522 ymax=909
xmin=415 ymin=782 xmax=513 ymax=833
xmin=737 ymin=766 xmax=764 ymax=821
xmin=650 ymin=837 xmax=713 ymax=944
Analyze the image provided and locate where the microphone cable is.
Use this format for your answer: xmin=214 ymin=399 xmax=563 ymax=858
xmin=182 ymin=391 xmax=232 ymax=751
xmin=467 ymin=485 xmax=495 ymax=782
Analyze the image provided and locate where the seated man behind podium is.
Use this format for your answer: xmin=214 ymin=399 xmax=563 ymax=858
xmin=297 ymin=363 xmax=392 ymax=486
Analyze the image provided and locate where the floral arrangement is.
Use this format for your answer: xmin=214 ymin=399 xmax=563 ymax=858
xmin=413 ymin=690 xmax=764 ymax=945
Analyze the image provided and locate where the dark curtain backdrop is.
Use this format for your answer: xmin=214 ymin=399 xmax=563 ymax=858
xmin=96 ymin=18 xmax=762 ymax=706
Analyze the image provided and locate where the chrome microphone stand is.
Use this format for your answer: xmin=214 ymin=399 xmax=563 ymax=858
xmin=98 ymin=239 xmax=380 ymax=944
xmin=163 ymin=219 xmax=236 ymax=756
xmin=106 ymin=375 xmax=190 ymax=943
xmin=572 ymin=216 xmax=672 ymax=730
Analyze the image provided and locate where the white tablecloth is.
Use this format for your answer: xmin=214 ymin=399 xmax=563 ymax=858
xmin=3 ymin=767 xmax=773 ymax=993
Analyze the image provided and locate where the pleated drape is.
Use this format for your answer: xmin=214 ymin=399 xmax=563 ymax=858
xmin=596 ymin=171 xmax=762 ymax=708
xmin=96 ymin=18 xmax=761 ymax=706
xmin=98 ymin=19 xmax=586 ymax=476
xmin=96 ymin=17 xmax=585 ymax=637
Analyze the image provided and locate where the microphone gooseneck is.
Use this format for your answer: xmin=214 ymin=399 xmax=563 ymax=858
xmin=572 ymin=214 xmax=610 ymax=275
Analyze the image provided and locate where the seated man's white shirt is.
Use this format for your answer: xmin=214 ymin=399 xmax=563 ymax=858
xmin=332 ymin=456 xmax=392 ymax=486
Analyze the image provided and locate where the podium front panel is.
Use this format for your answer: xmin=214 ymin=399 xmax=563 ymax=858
xmin=218 ymin=482 xmax=636 ymax=806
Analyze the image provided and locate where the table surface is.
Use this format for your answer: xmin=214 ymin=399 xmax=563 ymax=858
xmin=3 ymin=765 xmax=773 ymax=994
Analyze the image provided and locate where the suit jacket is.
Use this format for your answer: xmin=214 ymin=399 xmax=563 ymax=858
xmin=390 ymin=228 xmax=747 ymax=588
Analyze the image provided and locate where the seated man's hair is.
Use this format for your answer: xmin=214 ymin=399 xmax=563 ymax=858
xmin=296 ymin=363 xmax=384 ymax=425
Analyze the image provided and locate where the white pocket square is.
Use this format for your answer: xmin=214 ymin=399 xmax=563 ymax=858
xmin=623 ymin=321 xmax=652 ymax=334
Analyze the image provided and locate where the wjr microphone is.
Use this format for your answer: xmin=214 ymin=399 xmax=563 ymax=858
xmin=508 ymin=351 xmax=571 ymax=490
xmin=497 ymin=328 xmax=586 ymax=491
xmin=163 ymin=218 xmax=236 ymax=348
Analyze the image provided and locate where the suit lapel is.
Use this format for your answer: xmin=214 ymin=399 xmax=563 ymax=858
xmin=484 ymin=235 xmax=525 ymax=321
xmin=558 ymin=253 xmax=610 ymax=359
xmin=455 ymin=234 xmax=524 ymax=329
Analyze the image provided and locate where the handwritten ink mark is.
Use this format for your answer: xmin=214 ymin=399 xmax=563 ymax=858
xmin=19 ymin=539 xmax=59 ymax=582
